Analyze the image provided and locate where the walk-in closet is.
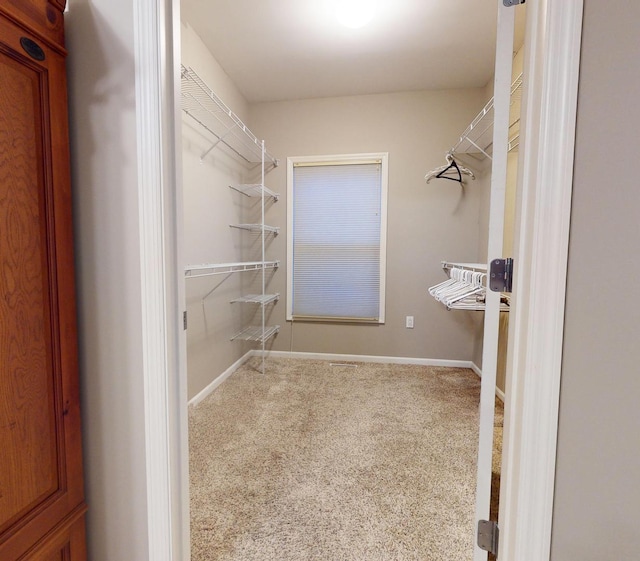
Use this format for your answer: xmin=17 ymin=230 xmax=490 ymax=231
xmin=179 ymin=2 xmax=526 ymax=560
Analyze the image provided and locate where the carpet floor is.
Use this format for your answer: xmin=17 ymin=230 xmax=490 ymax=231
xmin=189 ymin=357 xmax=500 ymax=561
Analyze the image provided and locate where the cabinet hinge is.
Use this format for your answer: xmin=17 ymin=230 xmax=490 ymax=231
xmin=183 ymin=311 xmax=188 ymax=330
xmin=503 ymin=0 xmax=525 ymax=6
xmin=489 ymin=258 xmax=513 ymax=293
xmin=477 ymin=520 xmax=499 ymax=556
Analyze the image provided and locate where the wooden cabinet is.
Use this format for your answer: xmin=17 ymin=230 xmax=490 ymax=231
xmin=0 ymin=1 xmax=87 ymax=559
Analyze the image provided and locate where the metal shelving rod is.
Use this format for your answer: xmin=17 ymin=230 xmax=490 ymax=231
xmin=184 ymin=260 xmax=279 ymax=278
xmin=181 ymin=65 xmax=278 ymax=166
xmin=450 ymin=72 xmax=523 ymax=163
xmin=231 ymin=325 xmax=280 ymax=344
xmin=229 ymin=223 xmax=280 ymax=235
xmin=229 ymin=183 xmax=279 ymax=202
xmin=441 ymin=261 xmax=488 ymax=272
xmin=260 ymin=140 xmax=266 ymax=373
xmin=446 ymin=299 xmax=511 ymax=312
xmin=231 ymin=293 xmax=280 ymax=305
xmin=431 ymin=262 xmax=509 ymax=313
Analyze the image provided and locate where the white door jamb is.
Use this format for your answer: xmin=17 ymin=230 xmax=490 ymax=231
xmin=499 ymin=1 xmax=584 ymax=560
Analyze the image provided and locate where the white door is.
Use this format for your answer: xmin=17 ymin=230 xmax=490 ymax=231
xmin=473 ymin=3 xmax=517 ymax=560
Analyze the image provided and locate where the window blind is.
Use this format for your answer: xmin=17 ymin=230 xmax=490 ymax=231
xmin=290 ymin=158 xmax=386 ymax=322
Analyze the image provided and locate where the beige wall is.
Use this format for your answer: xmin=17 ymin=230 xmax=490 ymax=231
xmin=181 ymin=21 xmax=496 ymax=396
xmin=181 ymin=23 xmax=258 ymax=399
xmin=66 ymin=2 xmax=150 ymax=559
xmin=551 ymin=2 xmax=640 ymax=558
xmin=249 ymin=89 xmax=488 ymax=359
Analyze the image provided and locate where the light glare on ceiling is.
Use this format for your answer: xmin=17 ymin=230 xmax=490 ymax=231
xmin=335 ymin=0 xmax=376 ymax=29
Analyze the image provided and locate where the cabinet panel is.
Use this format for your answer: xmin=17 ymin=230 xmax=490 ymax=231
xmin=23 ymin=512 xmax=86 ymax=561
xmin=0 ymin=4 xmax=85 ymax=560
xmin=0 ymin=35 xmax=60 ymax=535
xmin=0 ymin=2 xmax=65 ymax=49
xmin=38 ymin=543 xmax=69 ymax=561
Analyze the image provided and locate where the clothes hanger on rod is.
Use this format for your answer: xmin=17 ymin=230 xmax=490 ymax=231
xmin=424 ymin=152 xmax=476 ymax=184
xmin=428 ymin=267 xmax=487 ymax=310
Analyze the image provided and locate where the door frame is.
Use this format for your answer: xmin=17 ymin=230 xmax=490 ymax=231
xmin=132 ymin=0 xmax=585 ymax=559
xmin=499 ymin=0 xmax=584 ymax=559
xmin=132 ymin=0 xmax=189 ymax=559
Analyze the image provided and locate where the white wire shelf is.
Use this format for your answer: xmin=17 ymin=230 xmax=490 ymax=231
xmin=181 ymin=65 xmax=278 ymax=166
xmin=431 ymin=262 xmax=509 ymax=313
xmin=184 ymin=260 xmax=279 ymax=278
xmin=229 ymin=183 xmax=279 ymax=202
xmin=442 ymin=261 xmax=488 ymax=272
xmin=231 ymin=325 xmax=280 ymax=343
xmin=229 ymin=224 xmax=280 ymax=235
xmin=231 ymin=293 xmax=280 ymax=305
xmin=446 ymin=296 xmax=511 ymax=312
xmin=450 ymin=73 xmax=523 ymax=168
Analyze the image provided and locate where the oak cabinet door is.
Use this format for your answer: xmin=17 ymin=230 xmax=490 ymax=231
xmin=0 ymin=4 xmax=86 ymax=560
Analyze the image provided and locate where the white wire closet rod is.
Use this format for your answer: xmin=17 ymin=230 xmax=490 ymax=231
xmin=231 ymin=293 xmax=280 ymax=305
xmin=450 ymin=72 xmax=523 ymax=163
xmin=433 ymin=263 xmax=509 ymax=313
xmin=447 ymin=298 xmax=511 ymax=312
xmin=229 ymin=183 xmax=279 ymax=202
xmin=229 ymin=223 xmax=280 ymax=235
xmin=184 ymin=260 xmax=279 ymax=278
xmin=231 ymin=325 xmax=280 ymax=344
xmin=181 ymin=65 xmax=278 ymax=167
xmin=441 ymin=261 xmax=488 ymax=272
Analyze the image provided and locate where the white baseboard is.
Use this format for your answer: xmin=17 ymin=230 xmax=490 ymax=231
xmin=189 ymin=351 xmax=504 ymax=407
xmin=188 ymin=351 xmax=253 ymax=407
xmin=259 ymin=350 xmax=475 ymax=369
xmin=471 ymin=362 xmax=505 ymax=402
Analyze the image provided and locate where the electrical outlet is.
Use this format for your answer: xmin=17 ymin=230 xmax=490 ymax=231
xmin=406 ymin=316 xmax=414 ymax=329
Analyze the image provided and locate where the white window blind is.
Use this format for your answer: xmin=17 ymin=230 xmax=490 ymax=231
xmin=287 ymin=154 xmax=388 ymax=322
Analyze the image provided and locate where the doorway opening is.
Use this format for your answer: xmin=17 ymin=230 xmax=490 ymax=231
xmin=175 ymin=2 xmax=528 ymax=560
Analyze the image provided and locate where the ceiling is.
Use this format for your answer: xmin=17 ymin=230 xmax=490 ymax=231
xmin=181 ymin=0 xmax=525 ymax=103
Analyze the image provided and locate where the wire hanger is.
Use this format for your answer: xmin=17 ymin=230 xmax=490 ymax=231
xmin=425 ymin=152 xmax=476 ymax=184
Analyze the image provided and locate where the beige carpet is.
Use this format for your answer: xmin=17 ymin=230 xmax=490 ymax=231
xmin=189 ymin=357 xmax=489 ymax=561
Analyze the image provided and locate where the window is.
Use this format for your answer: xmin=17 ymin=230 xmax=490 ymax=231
xmin=286 ymin=153 xmax=388 ymax=323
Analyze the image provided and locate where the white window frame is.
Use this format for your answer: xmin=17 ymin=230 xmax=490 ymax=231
xmin=286 ymin=153 xmax=389 ymax=324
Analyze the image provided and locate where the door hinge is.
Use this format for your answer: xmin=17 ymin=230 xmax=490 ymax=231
xmin=489 ymin=258 xmax=513 ymax=293
xmin=183 ymin=311 xmax=188 ymax=330
xmin=503 ymin=0 xmax=525 ymax=6
xmin=478 ymin=520 xmax=499 ymax=556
